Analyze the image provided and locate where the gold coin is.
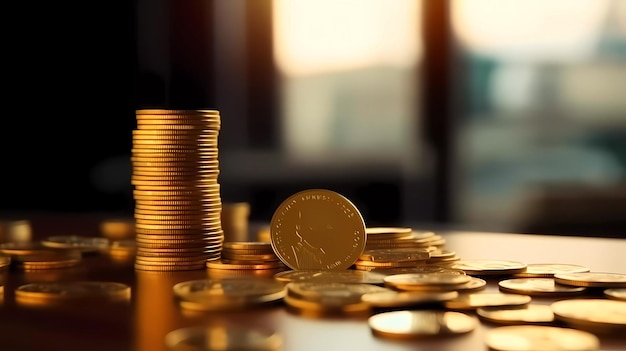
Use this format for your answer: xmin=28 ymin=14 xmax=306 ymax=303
xmin=0 ymin=242 xmax=71 ymax=256
xmin=165 ymin=326 xmax=281 ymax=351
xmin=15 ymin=281 xmax=131 ymax=301
xmin=273 ymin=269 xmax=387 ymax=285
xmin=451 ymin=259 xmax=527 ymax=276
xmin=485 ymin=325 xmax=600 ymax=351
xmin=41 ymin=236 xmax=110 ymax=252
xmin=383 ymin=273 xmax=472 ymax=291
xmin=134 ymin=263 xmax=206 ymax=272
xmin=375 ymin=266 xmax=466 ymax=276
xmin=454 ymin=276 xmax=487 ymax=293
xmin=444 ymin=292 xmax=531 ymax=310
xmin=286 ymin=281 xmax=388 ymax=303
xmin=173 ymin=277 xmax=285 ymax=299
xmin=136 ymin=108 xmax=219 ymax=114
xmin=477 ymin=304 xmax=555 ymax=325
xmin=368 ymin=310 xmax=477 ymax=339
xmin=359 ymin=248 xmax=430 ymax=262
xmin=604 ymin=288 xmax=626 ymax=301
xmin=0 ymin=254 xmax=11 ymax=269
xmin=361 ymin=290 xmax=459 ymax=308
xmin=206 ymin=259 xmax=284 ymax=270
xmin=269 ymin=189 xmax=366 ymax=270
xmin=222 ymin=241 xmax=271 ymax=251
xmin=554 ymin=272 xmax=626 ymax=288
xmin=551 ymin=299 xmax=626 ymax=332
xmin=282 ymin=294 xmax=371 ymax=316
xmin=512 ymin=263 xmax=590 ymax=278
xmin=498 ymin=278 xmax=586 ymax=297
xmin=100 ymin=218 xmax=135 ymax=240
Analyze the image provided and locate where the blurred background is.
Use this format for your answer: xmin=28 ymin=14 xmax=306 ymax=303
xmin=2 ymin=0 xmax=625 ymax=238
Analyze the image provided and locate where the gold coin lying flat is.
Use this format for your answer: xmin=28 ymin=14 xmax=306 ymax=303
xmin=273 ymin=269 xmax=387 ymax=285
xmin=485 ymin=325 xmax=599 ymax=351
xmin=554 ymin=272 xmax=626 ymax=288
xmin=550 ymin=299 xmax=626 ymax=333
xmin=0 ymin=254 xmax=10 ymax=269
xmin=512 ymin=263 xmax=590 ymax=278
xmin=451 ymin=259 xmax=527 ymax=276
xmin=269 ymin=189 xmax=366 ymax=270
xmin=361 ymin=290 xmax=459 ymax=308
xmin=359 ymin=248 xmax=430 ymax=262
xmin=165 ymin=326 xmax=281 ymax=351
xmin=41 ymin=236 xmax=110 ymax=252
xmin=498 ymin=278 xmax=586 ymax=297
xmin=368 ymin=310 xmax=477 ymax=339
xmin=444 ymin=292 xmax=531 ymax=310
xmin=604 ymin=288 xmax=626 ymax=301
xmin=15 ymin=281 xmax=131 ymax=301
xmin=477 ymin=304 xmax=555 ymax=325
xmin=383 ymin=273 xmax=472 ymax=291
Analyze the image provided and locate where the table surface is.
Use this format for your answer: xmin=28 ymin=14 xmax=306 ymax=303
xmin=0 ymin=213 xmax=625 ymax=351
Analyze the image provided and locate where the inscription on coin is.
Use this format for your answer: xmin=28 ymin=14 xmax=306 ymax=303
xmin=270 ymin=189 xmax=366 ymax=270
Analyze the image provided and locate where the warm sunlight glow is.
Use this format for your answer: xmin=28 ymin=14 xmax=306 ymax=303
xmin=451 ymin=0 xmax=611 ymax=61
xmin=273 ymin=0 xmax=420 ymax=76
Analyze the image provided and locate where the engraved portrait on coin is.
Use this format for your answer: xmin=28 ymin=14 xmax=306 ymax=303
xmin=270 ymin=189 xmax=366 ymax=271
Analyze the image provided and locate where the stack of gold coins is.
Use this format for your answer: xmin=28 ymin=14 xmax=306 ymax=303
xmin=132 ymin=109 xmax=223 ymax=271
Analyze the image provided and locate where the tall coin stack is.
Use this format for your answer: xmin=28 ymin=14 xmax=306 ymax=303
xmin=131 ymin=109 xmax=223 ymax=271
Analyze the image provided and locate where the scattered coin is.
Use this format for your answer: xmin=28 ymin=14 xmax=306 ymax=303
xmin=269 ymin=189 xmax=367 ymax=270
xmin=41 ymin=236 xmax=110 ymax=253
xmin=273 ymin=269 xmax=387 ymax=285
xmin=361 ymin=290 xmax=459 ymax=308
xmin=550 ymin=299 xmax=626 ymax=335
xmin=477 ymin=304 xmax=555 ymax=325
xmin=444 ymin=292 xmax=531 ymax=310
xmin=15 ymin=281 xmax=131 ymax=305
xmin=485 ymin=325 xmax=600 ymax=351
xmin=512 ymin=263 xmax=590 ymax=278
xmin=383 ymin=273 xmax=472 ymax=291
xmin=604 ymin=288 xmax=626 ymax=301
xmin=553 ymin=272 xmax=626 ymax=288
xmin=368 ymin=310 xmax=477 ymax=339
xmin=498 ymin=278 xmax=586 ymax=297
xmin=451 ymin=259 xmax=527 ymax=276
xmin=165 ymin=325 xmax=282 ymax=351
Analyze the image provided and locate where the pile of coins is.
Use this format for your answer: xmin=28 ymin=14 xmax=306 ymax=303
xmin=131 ymin=109 xmax=223 ymax=271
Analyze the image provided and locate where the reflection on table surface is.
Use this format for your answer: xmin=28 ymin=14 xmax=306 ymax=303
xmin=0 ymin=216 xmax=624 ymax=351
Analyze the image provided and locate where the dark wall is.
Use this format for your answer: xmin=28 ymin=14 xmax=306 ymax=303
xmin=1 ymin=2 xmax=137 ymax=213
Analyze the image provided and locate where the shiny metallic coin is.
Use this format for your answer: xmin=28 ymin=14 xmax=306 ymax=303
xmin=165 ymin=325 xmax=281 ymax=351
xmin=477 ymin=304 xmax=555 ymax=325
xmin=454 ymin=276 xmax=487 ymax=293
xmin=134 ymin=263 xmax=206 ymax=272
xmin=359 ymin=248 xmax=430 ymax=262
xmin=486 ymin=325 xmax=599 ymax=351
xmin=368 ymin=310 xmax=477 ymax=339
xmin=498 ymin=278 xmax=587 ymax=297
xmin=554 ymin=272 xmax=626 ymax=288
xmin=173 ymin=277 xmax=285 ymax=299
xmin=136 ymin=108 xmax=220 ymax=115
xmin=604 ymin=288 xmax=626 ymax=301
xmin=206 ymin=259 xmax=284 ymax=270
xmin=365 ymin=227 xmax=413 ymax=240
xmin=444 ymin=292 xmax=531 ymax=310
xmin=99 ymin=218 xmax=135 ymax=240
xmin=269 ymin=189 xmax=366 ymax=271
xmin=41 ymin=236 xmax=110 ymax=252
xmin=283 ymin=293 xmax=371 ymax=317
xmin=0 ymin=254 xmax=10 ymax=269
xmin=383 ymin=273 xmax=472 ymax=291
xmin=451 ymin=259 xmax=527 ymax=276
xmin=0 ymin=242 xmax=72 ymax=256
xmin=361 ymin=290 xmax=459 ymax=308
xmin=15 ymin=281 xmax=131 ymax=301
xmin=512 ymin=263 xmax=591 ymax=278
xmin=551 ymin=299 xmax=626 ymax=334
xmin=273 ymin=269 xmax=387 ymax=285
xmin=375 ymin=266 xmax=466 ymax=276
xmin=286 ymin=281 xmax=388 ymax=304
xmin=222 ymin=241 xmax=272 ymax=251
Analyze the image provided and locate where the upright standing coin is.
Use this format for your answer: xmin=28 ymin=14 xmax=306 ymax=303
xmin=269 ymin=189 xmax=366 ymax=270
xmin=485 ymin=325 xmax=599 ymax=351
